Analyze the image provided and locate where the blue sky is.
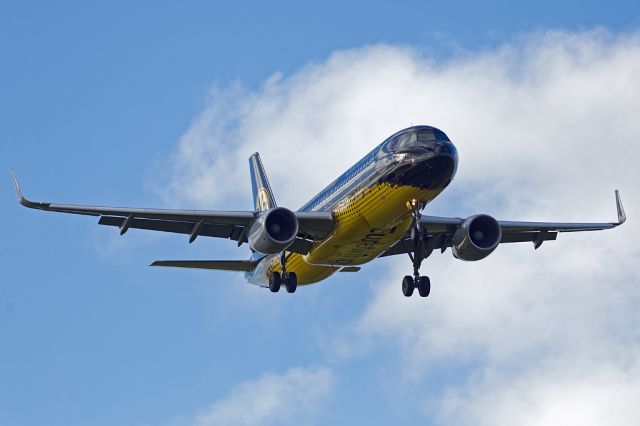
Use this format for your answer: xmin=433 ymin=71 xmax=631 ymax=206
xmin=2 ymin=2 xmax=640 ymax=425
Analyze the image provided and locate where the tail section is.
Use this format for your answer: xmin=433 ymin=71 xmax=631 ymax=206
xmin=249 ymin=152 xmax=277 ymax=212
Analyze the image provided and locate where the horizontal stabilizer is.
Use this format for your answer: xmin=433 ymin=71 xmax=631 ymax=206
xmin=150 ymin=260 xmax=256 ymax=272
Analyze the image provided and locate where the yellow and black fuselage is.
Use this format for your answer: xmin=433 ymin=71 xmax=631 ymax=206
xmin=247 ymin=126 xmax=458 ymax=286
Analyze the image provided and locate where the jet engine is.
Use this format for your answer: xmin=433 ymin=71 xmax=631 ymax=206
xmin=451 ymin=214 xmax=502 ymax=261
xmin=248 ymin=207 xmax=299 ymax=254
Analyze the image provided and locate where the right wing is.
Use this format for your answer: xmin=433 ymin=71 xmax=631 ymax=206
xmin=416 ymin=191 xmax=625 ymax=234
xmin=381 ymin=191 xmax=625 ymax=257
xmin=11 ymin=171 xmax=334 ymax=254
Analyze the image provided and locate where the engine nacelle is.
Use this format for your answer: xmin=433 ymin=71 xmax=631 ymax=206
xmin=248 ymin=207 xmax=299 ymax=254
xmin=452 ymin=214 xmax=502 ymax=261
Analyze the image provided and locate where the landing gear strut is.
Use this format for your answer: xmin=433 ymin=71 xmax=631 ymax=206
xmin=269 ymin=252 xmax=297 ymax=293
xmin=402 ymin=199 xmax=431 ymax=298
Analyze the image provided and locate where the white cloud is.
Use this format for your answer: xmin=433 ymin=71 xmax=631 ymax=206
xmin=190 ymin=366 xmax=333 ymax=426
xmin=161 ymin=29 xmax=640 ymax=425
xmin=158 ymin=29 xmax=640 ymax=215
xmin=437 ymin=358 xmax=640 ymax=426
xmin=350 ymin=243 xmax=640 ymax=424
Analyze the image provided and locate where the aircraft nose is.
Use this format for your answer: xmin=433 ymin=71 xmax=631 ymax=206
xmin=421 ymin=139 xmax=457 ymax=159
xmin=389 ymin=139 xmax=458 ymax=189
xmin=398 ymin=139 xmax=457 ymax=166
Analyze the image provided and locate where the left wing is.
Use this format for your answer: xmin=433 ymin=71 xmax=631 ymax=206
xmin=381 ymin=191 xmax=626 ymax=257
xmin=11 ymin=171 xmax=334 ymax=254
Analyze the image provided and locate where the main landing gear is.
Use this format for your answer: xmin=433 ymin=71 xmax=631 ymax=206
xmin=402 ymin=199 xmax=431 ymax=298
xmin=269 ymin=252 xmax=297 ymax=293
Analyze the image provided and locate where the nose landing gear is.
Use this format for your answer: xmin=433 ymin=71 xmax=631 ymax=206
xmin=402 ymin=200 xmax=431 ymax=298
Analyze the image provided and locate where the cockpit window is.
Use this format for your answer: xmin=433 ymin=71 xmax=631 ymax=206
xmin=385 ymin=128 xmax=450 ymax=153
xmin=418 ymin=129 xmax=450 ymax=142
xmin=387 ymin=132 xmax=417 ymax=151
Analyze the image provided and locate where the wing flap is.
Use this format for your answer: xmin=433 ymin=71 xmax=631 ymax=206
xmin=98 ymin=215 xmax=315 ymax=254
xmin=501 ymin=231 xmax=558 ymax=244
xmin=99 ymin=216 xmax=237 ymax=239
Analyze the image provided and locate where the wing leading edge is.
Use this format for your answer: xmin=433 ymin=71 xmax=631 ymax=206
xmin=11 ymin=170 xmax=334 ymax=254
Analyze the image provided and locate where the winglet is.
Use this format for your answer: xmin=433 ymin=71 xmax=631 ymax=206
xmin=11 ymin=169 xmax=25 ymax=204
xmin=10 ymin=170 xmax=46 ymax=209
xmin=615 ymin=190 xmax=626 ymax=225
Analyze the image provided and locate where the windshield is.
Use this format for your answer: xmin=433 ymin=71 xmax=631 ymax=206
xmin=417 ymin=128 xmax=450 ymax=142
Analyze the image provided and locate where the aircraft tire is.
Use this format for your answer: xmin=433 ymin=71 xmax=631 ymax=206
xmin=285 ymin=272 xmax=298 ymax=293
xmin=402 ymin=275 xmax=415 ymax=297
xmin=417 ymin=276 xmax=431 ymax=297
xmin=269 ymin=271 xmax=281 ymax=293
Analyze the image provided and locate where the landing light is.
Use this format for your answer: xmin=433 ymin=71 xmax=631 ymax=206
xmin=406 ymin=199 xmax=420 ymax=210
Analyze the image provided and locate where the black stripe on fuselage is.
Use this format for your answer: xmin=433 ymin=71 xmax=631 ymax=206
xmin=299 ymin=125 xmax=458 ymax=213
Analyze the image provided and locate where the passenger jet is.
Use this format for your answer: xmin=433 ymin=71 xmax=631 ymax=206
xmin=12 ymin=126 xmax=626 ymax=297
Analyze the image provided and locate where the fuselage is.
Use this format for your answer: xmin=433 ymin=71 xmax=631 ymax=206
xmin=247 ymin=125 xmax=458 ymax=286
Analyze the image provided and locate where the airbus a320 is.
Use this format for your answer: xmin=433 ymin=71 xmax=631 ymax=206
xmin=12 ymin=126 xmax=626 ymax=297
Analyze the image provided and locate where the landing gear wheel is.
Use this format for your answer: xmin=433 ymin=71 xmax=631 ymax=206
xmin=417 ymin=276 xmax=431 ymax=297
xmin=285 ymin=272 xmax=298 ymax=293
xmin=402 ymin=275 xmax=415 ymax=297
xmin=269 ymin=271 xmax=281 ymax=293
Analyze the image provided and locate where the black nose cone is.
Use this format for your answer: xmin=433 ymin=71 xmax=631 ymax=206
xmin=386 ymin=140 xmax=458 ymax=190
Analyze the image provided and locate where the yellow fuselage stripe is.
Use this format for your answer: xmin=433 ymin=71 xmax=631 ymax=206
xmin=267 ymin=182 xmax=444 ymax=285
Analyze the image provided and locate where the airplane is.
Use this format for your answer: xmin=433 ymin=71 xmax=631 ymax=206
xmin=11 ymin=125 xmax=626 ymax=298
